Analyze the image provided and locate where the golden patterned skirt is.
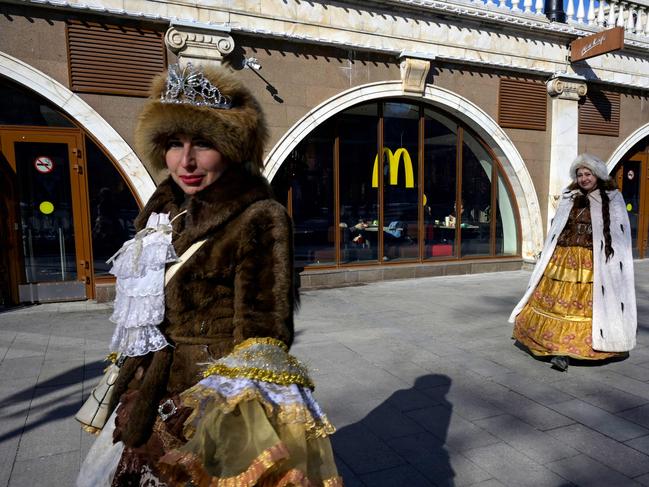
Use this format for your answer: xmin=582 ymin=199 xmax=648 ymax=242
xmin=513 ymin=245 xmax=623 ymax=360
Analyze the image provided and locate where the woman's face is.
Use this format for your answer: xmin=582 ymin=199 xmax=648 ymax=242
xmin=576 ymin=167 xmax=597 ymax=192
xmin=165 ymin=134 xmax=229 ymax=195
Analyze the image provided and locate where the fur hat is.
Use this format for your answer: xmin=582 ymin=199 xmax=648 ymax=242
xmin=135 ymin=64 xmax=268 ymax=172
xmin=569 ymin=153 xmax=610 ymax=182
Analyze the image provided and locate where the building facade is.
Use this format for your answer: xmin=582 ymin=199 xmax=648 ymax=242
xmin=1 ymin=0 xmax=648 ymax=304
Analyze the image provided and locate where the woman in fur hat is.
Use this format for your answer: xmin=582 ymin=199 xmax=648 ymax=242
xmin=510 ymin=154 xmax=637 ymax=372
xmin=77 ymin=64 xmax=341 ymax=486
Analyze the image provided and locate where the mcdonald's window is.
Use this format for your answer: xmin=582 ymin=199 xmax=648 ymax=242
xmin=271 ymin=100 xmax=520 ymax=267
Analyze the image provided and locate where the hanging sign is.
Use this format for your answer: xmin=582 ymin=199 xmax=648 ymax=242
xmin=34 ymin=156 xmax=55 ymax=174
xmin=570 ymin=26 xmax=624 ymax=63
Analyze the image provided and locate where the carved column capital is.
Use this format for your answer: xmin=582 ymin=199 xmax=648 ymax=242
xmin=165 ymin=21 xmax=234 ymax=67
xmin=546 ymin=74 xmax=587 ymax=101
xmin=399 ymin=53 xmax=434 ymax=94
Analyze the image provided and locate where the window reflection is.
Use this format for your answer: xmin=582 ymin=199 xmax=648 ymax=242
xmin=86 ymin=138 xmax=139 ymax=276
xmin=339 ymin=104 xmax=379 ymax=263
xmin=0 ymin=78 xmax=74 ymax=127
xmin=496 ymin=172 xmax=518 ymax=255
xmin=423 ymin=110 xmax=458 ymax=258
xmin=279 ymin=122 xmax=335 ymax=267
xmin=461 ymin=132 xmax=493 ymax=256
xmin=383 ymin=102 xmax=419 ymax=262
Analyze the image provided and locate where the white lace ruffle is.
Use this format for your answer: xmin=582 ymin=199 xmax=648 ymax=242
xmin=107 ymin=212 xmax=175 ymax=357
xmin=109 ymin=324 xmax=169 ymax=357
xmin=110 ymin=240 xmax=177 ymax=279
xmin=196 ymin=375 xmax=329 ymax=424
xmin=110 ymin=292 xmax=164 ymax=328
xmin=114 ymin=269 xmax=166 ymax=298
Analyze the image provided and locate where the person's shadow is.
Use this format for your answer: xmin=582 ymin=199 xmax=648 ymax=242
xmin=331 ymin=374 xmax=454 ymax=486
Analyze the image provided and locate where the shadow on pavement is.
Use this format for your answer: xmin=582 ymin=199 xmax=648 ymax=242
xmin=0 ymin=361 xmax=104 ymax=442
xmin=332 ymin=374 xmax=454 ymax=486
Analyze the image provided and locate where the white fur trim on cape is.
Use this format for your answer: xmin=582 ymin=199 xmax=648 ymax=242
xmin=509 ymin=189 xmax=637 ymax=352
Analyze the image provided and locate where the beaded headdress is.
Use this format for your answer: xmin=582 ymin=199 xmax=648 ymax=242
xmin=160 ymin=63 xmax=232 ymax=109
xmin=136 ymin=63 xmax=268 ymax=171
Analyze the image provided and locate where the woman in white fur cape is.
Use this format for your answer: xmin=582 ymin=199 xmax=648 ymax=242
xmin=510 ymin=154 xmax=637 ymax=371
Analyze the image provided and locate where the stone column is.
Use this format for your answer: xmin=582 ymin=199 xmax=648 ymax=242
xmin=165 ymin=19 xmax=234 ymax=67
xmin=398 ymin=51 xmax=434 ymax=94
xmin=545 ymin=73 xmax=587 ymax=224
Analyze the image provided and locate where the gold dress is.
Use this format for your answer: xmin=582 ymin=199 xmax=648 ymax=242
xmin=157 ymin=338 xmax=342 ymax=487
xmin=513 ymin=203 xmax=624 ymax=360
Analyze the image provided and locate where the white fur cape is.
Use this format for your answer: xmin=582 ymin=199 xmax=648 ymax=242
xmin=509 ymin=189 xmax=637 ymax=352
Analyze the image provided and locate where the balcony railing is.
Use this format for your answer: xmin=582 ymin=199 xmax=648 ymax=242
xmin=464 ymin=0 xmax=649 ymax=37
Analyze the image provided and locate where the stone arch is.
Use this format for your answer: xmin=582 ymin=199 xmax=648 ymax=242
xmin=0 ymin=50 xmax=156 ymax=203
xmin=264 ymin=80 xmax=543 ymax=260
xmin=607 ymin=122 xmax=649 ymax=172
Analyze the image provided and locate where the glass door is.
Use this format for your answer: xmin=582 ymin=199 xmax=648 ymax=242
xmin=0 ymin=129 xmax=92 ymax=301
xmin=616 ymin=151 xmax=649 ymax=259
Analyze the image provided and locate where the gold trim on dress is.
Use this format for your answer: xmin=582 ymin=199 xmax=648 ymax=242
xmin=201 ymin=337 xmax=314 ymax=390
xmin=161 ymin=443 xmax=291 ymax=487
xmin=234 ymin=337 xmax=289 ymax=352
xmin=202 ymin=363 xmax=314 ymax=390
xmin=180 ymin=384 xmax=336 ymax=440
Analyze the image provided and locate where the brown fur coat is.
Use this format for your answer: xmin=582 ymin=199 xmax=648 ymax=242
xmin=111 ymin=166 xmax=294 ymax=447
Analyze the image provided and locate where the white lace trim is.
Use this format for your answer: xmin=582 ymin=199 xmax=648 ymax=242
xmin=109 ymin=293 xmax=164 ymax=328
xmin=107 ymin=212 xmax=175 ymax=357
xmin=197 ymin=375 xmax=328 ymax=423
xmin=109 ymin=324 xmax=169 ymax=357
xmin=110 ymin=240 xmax=177 ymax=278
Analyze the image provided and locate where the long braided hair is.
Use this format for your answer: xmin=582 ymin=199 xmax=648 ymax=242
xmin=568 ymin=177 xmax=618 ymax=262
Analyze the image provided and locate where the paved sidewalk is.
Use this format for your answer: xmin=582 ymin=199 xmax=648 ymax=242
xmin=1 ymin=262 xmax=648 ymax=486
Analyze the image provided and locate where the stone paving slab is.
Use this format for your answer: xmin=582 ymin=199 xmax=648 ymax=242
xmin=545 ymin=454 xmax=643 ymax=487
xmin=548 ymin=399 xmax=649 ymax=441
xmin=626 ymin=434 xmax=649 ymax=455
xmin=545 ymin=423 xmax=649 ymax=478
xmin=473 ymin=414 xmax=579 ymax=465
xmin=0 ymin=262 xmax=648 ymax=486
xmin=619 ymin=403 xmax=649 ymax=429
xmin=461 ymin=442 xmax=570 ymax=486
xmin=550 ymin=377 xmax=649 ymax=413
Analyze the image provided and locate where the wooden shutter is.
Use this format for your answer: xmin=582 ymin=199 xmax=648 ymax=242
xmin=67 ymin=20 xmax=166 ymax=96
xmin=498 ymin=78 xmax=547 ymax=131
xmin=579 ymin=89 xmax=620 ymax=137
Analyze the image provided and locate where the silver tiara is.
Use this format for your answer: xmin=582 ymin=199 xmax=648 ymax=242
xmin=160 ymin=63 xmax=232 ymax=109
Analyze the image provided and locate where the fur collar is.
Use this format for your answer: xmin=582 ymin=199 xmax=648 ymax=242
xmin=561 ymin=188 xmax=617 ymax=203
xmin=135 ymin=167 xmax=274 ymax=253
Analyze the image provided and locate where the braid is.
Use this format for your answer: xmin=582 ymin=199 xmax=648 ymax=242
xmin=600 ymin=186 xmax=614 ymax=262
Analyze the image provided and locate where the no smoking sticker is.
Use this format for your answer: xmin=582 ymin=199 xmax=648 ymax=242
xmin=34 ymin=156 xmax=55 ymax=174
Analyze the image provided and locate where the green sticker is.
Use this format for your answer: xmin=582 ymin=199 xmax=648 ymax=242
xmin=626 ymin=203 xmax=633 ymax=212
xmin=39 ymin=201 xmax=54 ymax=215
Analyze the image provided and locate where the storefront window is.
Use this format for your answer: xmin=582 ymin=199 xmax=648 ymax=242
xmin=496 ymin=172 xmax=518 ymax=255
xmin=276 ymin=122 xmax=335 ymax=267
xmin=339 ymin=104 xmax=379 ymax=263
xmin=423 ymin=110 xmax=458 ymax=259
xmin=383 ymin=102 xmax=419 ymax=262
xmin=86 ymin=138 xmax=139 ymax=276
xmin=461 ymin=132 xmax=493 ymax=257
xmin=0 ymin=77 xmax=74 ymax=127
xmin=271 ymin=99 xmax=519 ymax=267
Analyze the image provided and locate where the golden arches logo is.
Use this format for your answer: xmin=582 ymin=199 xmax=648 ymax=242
xmin=371 ymin=148 xmax=414 ymax=189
